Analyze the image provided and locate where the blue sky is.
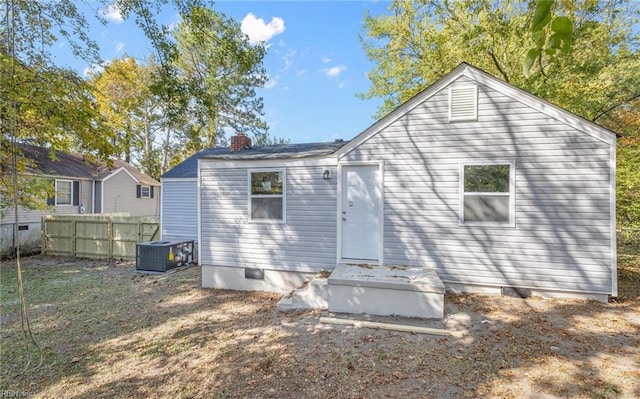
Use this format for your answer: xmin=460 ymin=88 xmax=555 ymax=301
xmin=55 ymin=1 xmax=391 ymax=144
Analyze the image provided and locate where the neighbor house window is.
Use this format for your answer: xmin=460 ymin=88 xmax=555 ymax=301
xmin=55 ymin=180 xmax=73 ymax=206
xmin=249 ymin=169 xmax=285 ymax=222
xmin=136 ymin=185 xmax=154 ymax=199
xmin=460 ymin=162 xmax=514 ymax=226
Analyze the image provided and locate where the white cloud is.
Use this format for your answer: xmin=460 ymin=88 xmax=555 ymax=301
xmin=325 ymin=64 xmax=346 ymax=79
xmin=321 ymin=56 xmax=331 ymax=64
xmin=103 ymin=4 xmax=123 ymax=24
xmin=115 ymin=42 xmax=125 ymax=52
xmin=241 ymin=13 xmax=285 ymax=44
xmin=296 ymin=69 xmax=306 ymax=76
xmin=280 ymin=49 xmax=296 ymax=72
xmin=168 ymin=15 xmax=182 ymax=31
xmin=338 ymin=81 xmax=346 ymax=89
xmin=83 ymin=64 xmax=104 ymax=77
xmin=264 ymin=76 xmax=279 ymax=89
xmin=57 ymin=42 xmax=65 ymax=48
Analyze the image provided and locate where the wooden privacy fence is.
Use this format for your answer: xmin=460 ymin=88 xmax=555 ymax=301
xmin=42 ymin=215 xmax=159 ymax=259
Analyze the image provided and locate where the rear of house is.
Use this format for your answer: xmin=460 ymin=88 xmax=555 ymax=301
xmin=196 ymin=64 xmax=617 ymax=301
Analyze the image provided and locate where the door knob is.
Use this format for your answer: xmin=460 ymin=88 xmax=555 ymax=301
xmin=342 ymin=217 xmax=347 ymax=221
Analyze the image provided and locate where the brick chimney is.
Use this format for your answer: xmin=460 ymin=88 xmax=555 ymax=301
xmin=230 ymin=132 xmax=252 ymax=152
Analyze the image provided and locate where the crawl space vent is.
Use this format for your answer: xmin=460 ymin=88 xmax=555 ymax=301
xmin=501 ymin=286 xmax=532 ymax=298
xmin=245 ymin=268 xmax=264 ymax=280
xmin=449 ymin=86 xmax=478 ymax=121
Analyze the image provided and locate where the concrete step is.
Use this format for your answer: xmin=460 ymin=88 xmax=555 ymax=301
xmin=328 ymin=263 xmax=445 ymax=319
xmin=276 ymin=278 xmax=328 ymax=311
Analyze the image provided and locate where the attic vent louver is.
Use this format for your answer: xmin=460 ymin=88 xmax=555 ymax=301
xmin=449 ymin=85 xmax=478 ymax=122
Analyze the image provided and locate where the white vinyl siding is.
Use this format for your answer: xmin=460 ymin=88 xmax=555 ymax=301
xmin=1 ymin=177 xmax=93 ymax=224
xmin=102 ymin=169 xmax=159 ymax=216
xmin=200 ymin=164 xmax=337 ymax=272
xmin=342 ymin=75 xmax=614 ymax=295
xmin=161 ymin=179 xmax=198 ymax=240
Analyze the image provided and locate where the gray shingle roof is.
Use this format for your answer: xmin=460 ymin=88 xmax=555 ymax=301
xmin=15 ymin=143 xmax=159 ymax=185
xmin=161 ymin=140 xmax=348 ymax=179
xmin=17 ymin=143 xmax=97 ymax=179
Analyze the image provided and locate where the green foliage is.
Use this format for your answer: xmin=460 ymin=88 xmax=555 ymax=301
xmin=527 ymin=0 xmax=574 ymax=76
xmin=90 ymin=57 xmax=164 ymax=178
xmin=0 ymin=144 xmax=53 ymax=214
xmin=360 ymin=0 xmax=640 ymax=230
xmin=171 ymin=6 xmax=268 ymax=150
xmin=360 ymin=0 xmax=640 ymax=124
xmin=252 ymin=131 xmax=290 ymax=146
xmin=617 ymin=137 xmax=640 ymax=229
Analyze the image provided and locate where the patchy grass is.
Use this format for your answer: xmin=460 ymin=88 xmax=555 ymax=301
xmin=0 ymin=251 xmax=639 ymax=398
xmin=617 ymin=241 xmax=640 ymax=302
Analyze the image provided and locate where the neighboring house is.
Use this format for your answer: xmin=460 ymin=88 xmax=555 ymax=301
xmin=167 ymin=63 xmax=617 ymax=302
xmin=95 ymin=159 xmax=160 ymax=215
xmin=0 ymin=144 xmax=160 ymax=255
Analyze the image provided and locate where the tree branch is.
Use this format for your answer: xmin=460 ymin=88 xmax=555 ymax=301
xmin=592 ymin=93 xmax=640 ymax=122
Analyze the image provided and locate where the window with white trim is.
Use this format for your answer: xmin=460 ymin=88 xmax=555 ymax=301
xmin=140 ymin=185 xmax=150 ymax=198
xmin=55 ymin=180 xmax=73 ymax=206
xmin=460 ymin=162 xmax=514 ymax=226
xmin=249 ymin=170 xmax=285 ymax=221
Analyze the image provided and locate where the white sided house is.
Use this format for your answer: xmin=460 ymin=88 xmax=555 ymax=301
xmin=196 ymin=64 xmax=617 ymax=316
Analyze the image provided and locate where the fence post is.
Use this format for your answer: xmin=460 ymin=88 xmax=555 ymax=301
xmin=40 ymin=216 xmax=46 ymax=255
xmin=107 ymin=218 xmax=113 ymax=260
xmin=71 ymin=218 xmax=77 ymax=257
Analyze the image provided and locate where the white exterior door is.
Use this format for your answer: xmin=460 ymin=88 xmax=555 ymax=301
xmin=341 ymin=165 xmax=381 ymax=261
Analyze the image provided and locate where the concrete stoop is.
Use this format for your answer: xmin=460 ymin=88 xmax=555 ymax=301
xmin=328 ymin=263 xmax=445 ymax=319
xmin=277 ymin=264 xmax=445 ymax=319
xmin=276 ymin=278 xmax=329 ymax=311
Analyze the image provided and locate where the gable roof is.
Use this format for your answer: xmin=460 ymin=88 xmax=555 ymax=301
xmin=97 ymin=160 xmax=160 ymax=186
xmin=336 ymin=62 xmax=617 ymax=158
xmin=14 ymin=143 xmax=159 ymax=185
xmin=162 ymin=141 xmax=348 ymax=178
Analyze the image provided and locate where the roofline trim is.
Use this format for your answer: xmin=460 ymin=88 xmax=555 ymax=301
xmin=161 ymin=177 xmax=198 ymax=182
xmin=336 ymin=63 xmax=616 ymax=159
xmin=101 ymin=166 xmax=139 ymax=184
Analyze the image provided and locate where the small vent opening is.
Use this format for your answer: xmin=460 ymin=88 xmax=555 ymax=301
xmin=245 ymin=268 xmax=264 ymax=280
xmin=501 ymin=286 xmax=532 ymax=298
xmin=449 ymin=85 xmax=478 ymax=122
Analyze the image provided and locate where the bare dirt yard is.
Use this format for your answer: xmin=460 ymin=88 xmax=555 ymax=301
xmin=1 ymin=244 xmax=639 ymax=399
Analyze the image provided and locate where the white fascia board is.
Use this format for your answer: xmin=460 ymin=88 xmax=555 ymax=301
xmin=610 ymin=139 xmax=617 ymax=296
xmin=161 ymin=177 xmax=198 ymax=182
xmin=196 ymin=158 xmax=202 ymax=261
xmin=101 ymin=167 xmax=139 ymax=184
xmin=463 ymin=67 xmax=617 ymax=145
xmin=199 ymin=155 xmax=338 ymax=170
xmin=24 ymin=171 xmax=93 ymax=182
